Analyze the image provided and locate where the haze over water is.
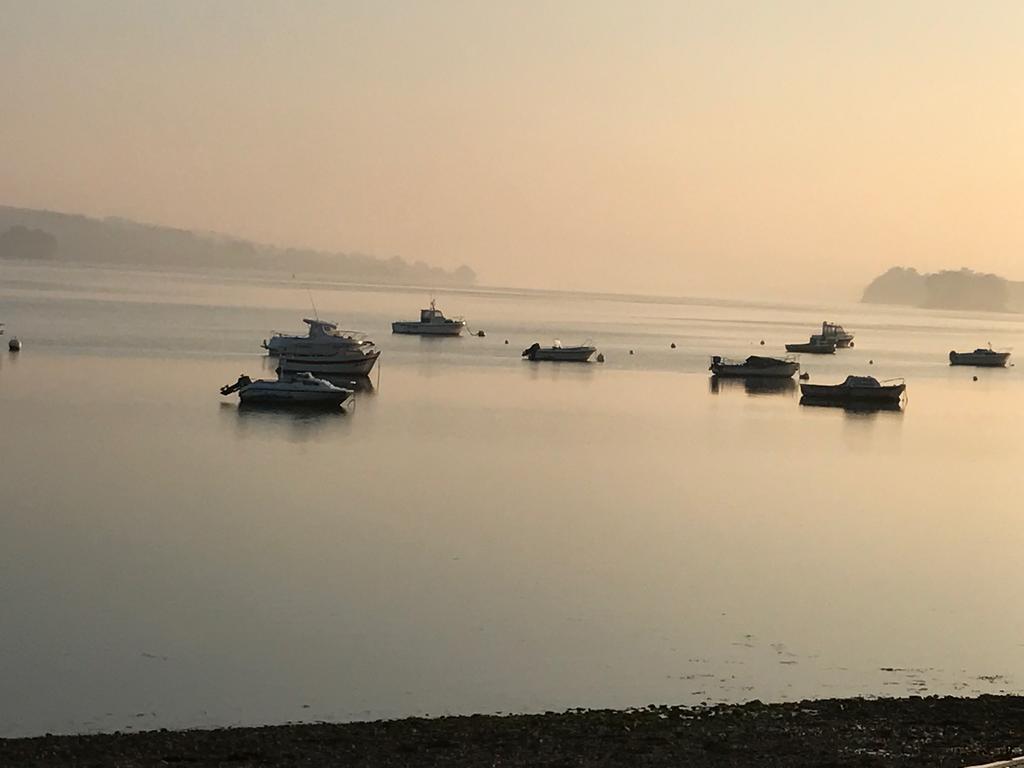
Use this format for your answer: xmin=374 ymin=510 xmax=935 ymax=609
xmin=2 ymin=261 xmax=1023 ymax=737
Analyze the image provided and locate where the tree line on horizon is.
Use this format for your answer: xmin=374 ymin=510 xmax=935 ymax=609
xmin=0 ymin=206 xmax=476 ymax=287
xmin=862 ymin=266 xmax=1023 ymax=312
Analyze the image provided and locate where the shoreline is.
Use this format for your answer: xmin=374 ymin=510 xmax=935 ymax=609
xmin=3 ymin=695 xmax=1023 ymax=767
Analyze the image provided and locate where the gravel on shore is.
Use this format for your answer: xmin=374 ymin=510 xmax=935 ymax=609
xmin=3 ymin=695 xmax=1024 ymax=767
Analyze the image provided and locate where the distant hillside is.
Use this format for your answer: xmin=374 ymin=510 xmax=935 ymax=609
xmin=862 ymin=267 xmax=1024 ymax=312
xmin=0 ymin=206 xmax=476 ymax=286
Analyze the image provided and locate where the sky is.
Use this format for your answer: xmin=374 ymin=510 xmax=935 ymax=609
xmin=2 ymin=1 xmax=1023 ymax=299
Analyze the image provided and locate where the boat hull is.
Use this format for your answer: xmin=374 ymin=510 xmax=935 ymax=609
xmin=239 ymin=388 xmax=352 ymax=407
xmin=525 ymin=347 xmax=596 ymax=362
xmin=391 ymin=321 xmax=464 ymax=336
xmin=800 ymin=382 xmax=905 ymax=404
xmin=785 ymin=343 xmax=836 ymax=354
xmin=279 ymin=351 xmax=381 ymax=376
xmin=949 ymin=351 xmax=1010 ymax=367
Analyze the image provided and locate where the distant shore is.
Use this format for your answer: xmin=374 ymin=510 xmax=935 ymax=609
xmin=3 ymin=695 xmax=1023 ymax=767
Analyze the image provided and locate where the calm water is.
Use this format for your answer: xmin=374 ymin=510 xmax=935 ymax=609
xmin=2 ymin=261 xmax=1024 ymax=737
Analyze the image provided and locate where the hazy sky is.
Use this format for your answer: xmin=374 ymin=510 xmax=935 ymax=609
xmin=2 ymin=1 xmax=1023 ymax=298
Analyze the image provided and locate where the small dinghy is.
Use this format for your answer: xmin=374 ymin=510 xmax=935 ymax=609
xmin=522 ymin=341 xmax=596 ymax=362
xmin=800 ymin=375 xmax=905 ymax=406
xmin=785 ymin=335 xmax=837 ymax=354
xmin=709 ymin=355 xmax=799 ymax=379
xmin=949 ymin=347 xmax=1010 ymax=367
xmin=220 ymin=371 xmax=353 ymax=408
xmin=392 ymin=299 xmax=466 ymax=336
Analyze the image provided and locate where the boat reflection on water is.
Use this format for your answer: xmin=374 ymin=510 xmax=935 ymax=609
xmin=798 ymin=396 xmax=904 ymax=416
xmin=709 ymin=375 xmax=797 ymax=397
xmin=221 ymin=400 xmax=353 ymax=443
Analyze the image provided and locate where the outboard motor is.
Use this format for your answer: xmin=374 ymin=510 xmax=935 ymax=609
xmin=220 ymin=375 xmax=252 ymax=396
xmin=710 ymin=355 xmax=721 ymax=371
xmin=522 ymin=342 xmax=540 ymax=360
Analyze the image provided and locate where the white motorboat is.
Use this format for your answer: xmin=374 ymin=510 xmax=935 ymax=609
xmin=263 ymin=318 xmax=378 ymax=357
xmin=220 ymin=371 xmax=353 ymax=407
xmin=522 ymin=341 xmax=596 ymax=362
xmin=278 ymin=347 xmax=381 ymax=376
xmin=820 ymin=321 xmax=855 ymax=348
xmin=949 ymin=347 xmax=1011 ymax=367
xmin=709 ymin=355 xmax=799 ymax=378
xmin=392 ymin=300 xmax=466 ymax=336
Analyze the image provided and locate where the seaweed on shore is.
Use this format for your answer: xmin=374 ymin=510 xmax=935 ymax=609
xmin=3 ymin=695 xmax=1024 ymax=767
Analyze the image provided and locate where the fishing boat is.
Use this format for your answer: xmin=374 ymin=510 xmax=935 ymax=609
xmin=820 ymin=321 xmax=855 ymax=348
xmin=949 ymin=347 xmax=1011 ymax=367
xmin=709 ymin=355 xmax=799 ymax=379
xmin=220 ymin=371 xmax=354 ymax=408
xmin=800 ymin=375 xmax=905 ymax=405
xmin=263 ymin=318 xmax=377 ymax=357
xmin=392 ymin=300 xmax=466 ymax=336
xmin=785 ymin=335 xmax=837 ymax=354
xmin=278 ymin=347 xmax=381 ymax=376
xmin=522 ymin=341 xmax=596 ymax=362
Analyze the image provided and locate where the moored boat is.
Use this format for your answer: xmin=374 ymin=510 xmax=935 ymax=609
xmin=800 ymin=375 xmax=905 ymax=405
xmin=820 ymin=321 xmax=855 ymax=348
xmin=220 ymin=371 xmax=354 ymax=408
xmin=263 ymin=318 xmax=377 ymax=358
xmin=949 ymin=348 xmax=1010 ymax=367
xmin=522 ymin=341 xmax=596 ymax=362
xmin=785 ymin=335 xmax=837 ymax=354
xmin=709 ymin=355 xmax=799 ymax=379
xmin=392 ymin=300 xmax=465 ymax=336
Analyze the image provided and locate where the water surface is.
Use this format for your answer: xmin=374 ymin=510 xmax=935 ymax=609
xmin=2 ymin=261 xmax=1023 ymax=736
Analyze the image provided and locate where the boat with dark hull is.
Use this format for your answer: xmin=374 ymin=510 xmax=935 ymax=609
xmin=709 ymin=355 xmax=799 ymax=379
xmin=949 ymin=348 xmax=1010 ymax=367
xmin=785 ymin=335 xmax=837 ymax=354
xmin=220 ymin=371 xmax=354 ymax=408
xmin=820 ymin=321 xmax=855 ymax=348
xmin=800 ymin=375 xmax=905 ymax=406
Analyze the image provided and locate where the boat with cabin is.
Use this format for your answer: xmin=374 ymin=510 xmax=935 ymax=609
xmin=820 ymin=321 xmax=855 ymax=348
xmin=949 ymin=347 xmax=1011 ymax=367
xmin=800 ymin=375 xmax=905 ymax=406
xmin=709 ymin=355 xmax=799 ymax=379
xmin=785 ymin=335 xmax=837 ymax=354
xmin=220 ymin=370 xmax=354 ymax=408
xmin=392 ymin=300 xmax=466 ymax=336
xmin=522 ymin=341 xmax=596 ymax=362
xmin=263 ymin=318 xmax=378 ymax=358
